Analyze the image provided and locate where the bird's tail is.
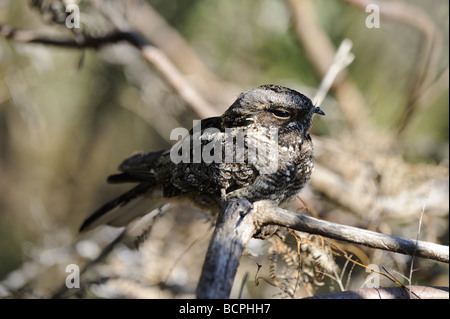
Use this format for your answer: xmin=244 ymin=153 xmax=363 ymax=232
xmin=79 ymin=182 xmax=165 ymax=232
xmin=79 ymin=151 xmax=168 ymax=232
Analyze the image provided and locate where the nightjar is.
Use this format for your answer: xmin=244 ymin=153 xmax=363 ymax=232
xmin=80 ymin=84 xmax=324 ymax=232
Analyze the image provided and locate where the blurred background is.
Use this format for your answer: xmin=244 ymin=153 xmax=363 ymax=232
xmin=0 ymin=0 xmax=448 ymax=298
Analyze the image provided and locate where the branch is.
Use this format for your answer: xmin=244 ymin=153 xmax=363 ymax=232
xmin=0 ymin=23 xmax=217 ymax=119
xmin=0 ymin=24 xmax=133 ymax=48
xmin=253 ymin=200 xmax=449 ymax=263
xmin=196 ymin=200 xmax=256 ymax=299
xmin=305 ymin=286 xmax=449 ymax=299
xmin=88 ymin=0 xmax=219 ymax=119
xmin=196 ymin=199 xmax=448 ymax=298
xmin=122 ymin=0 xmax=243 ymax=108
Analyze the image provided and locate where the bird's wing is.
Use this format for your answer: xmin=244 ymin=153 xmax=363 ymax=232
xmin=107 ymin=150 xmax=167 ymax=184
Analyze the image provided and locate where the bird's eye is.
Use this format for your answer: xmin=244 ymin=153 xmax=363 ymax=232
xmin=271 ymin=109 xmax=291 ymax=119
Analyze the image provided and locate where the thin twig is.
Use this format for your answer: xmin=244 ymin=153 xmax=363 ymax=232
xmin=313 ymin=39 xmax=355 ymax=107
xmin=409 ymin=180 xmax=435 ymax=297
xmin=0 ymin=24 xmax=137 ymax=48
xmin=285 ymin=0 xmax=372 ymax=136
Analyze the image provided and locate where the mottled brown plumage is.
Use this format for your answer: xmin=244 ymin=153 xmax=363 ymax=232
xmin=80 ymin=84 xmax=324 ymax=232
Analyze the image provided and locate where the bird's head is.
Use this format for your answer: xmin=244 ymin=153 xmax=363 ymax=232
xmin=221 ymin=84 xmax=324 ymax=135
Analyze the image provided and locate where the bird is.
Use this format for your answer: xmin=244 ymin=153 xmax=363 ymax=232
xmin=79 ymin=84 xmax=324 ymax=233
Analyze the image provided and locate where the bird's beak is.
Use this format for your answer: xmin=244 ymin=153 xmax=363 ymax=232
xmin=313 ymin=107 xmax=325 ymax=116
